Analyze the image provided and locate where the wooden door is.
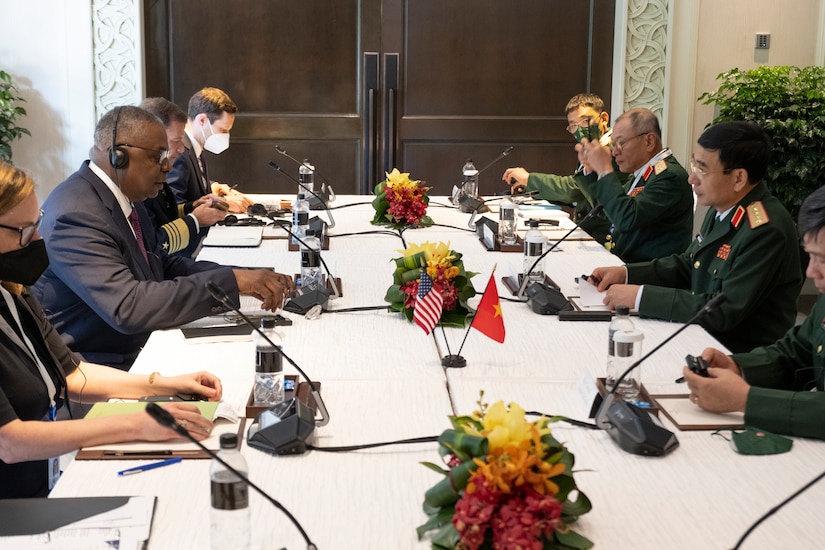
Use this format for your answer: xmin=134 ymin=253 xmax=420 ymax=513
xmin=144 ymin=1 xmax=614 ymax=196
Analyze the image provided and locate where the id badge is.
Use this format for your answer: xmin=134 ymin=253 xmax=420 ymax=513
xmin=48 ymin=456 xmax=61 ymax=490
xmin=47 ymin=404 xmax=60 ymax=490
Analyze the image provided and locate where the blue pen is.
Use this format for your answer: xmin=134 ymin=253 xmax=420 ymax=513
xmin=117 ymin=456 xmax=182 ymax=476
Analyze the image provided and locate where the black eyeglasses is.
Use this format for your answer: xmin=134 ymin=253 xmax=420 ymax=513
xmin=0 ymin=209 xmax=44 ymax=247
xmin=117 ymin=144 xmax=170 ymax=166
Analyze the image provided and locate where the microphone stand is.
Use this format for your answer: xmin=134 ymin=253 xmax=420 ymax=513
xmin=595 ymin=293 xmax=727 ymax=456
xmin=205 ymin=281 xmax=330 ymax=427
xmin=274 ymin=145 xmax=336 ymax=204
xmin=267 ymin=217 xmax=341 ymax=299
xmin=144 ymin=403 xmax=318 ymax=550
xmin=456 ymin=146 xmax=514 ymax=210
xmin=515 ymin=204 xmax=604 ymax=300
xmin=269 ymin=161 xmax=336 ymax=229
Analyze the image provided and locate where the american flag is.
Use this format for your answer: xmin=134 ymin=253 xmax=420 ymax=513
xmin=413 ymin=268 xmax=443 ymax=335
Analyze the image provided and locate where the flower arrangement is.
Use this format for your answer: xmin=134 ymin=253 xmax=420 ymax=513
xmin=372 ymin=168 xmax=433 ymax=230
xmin=417 ymin=396 xmax=593 ymax=550
xmin=385 ymin=241 xmax=477 ymax=328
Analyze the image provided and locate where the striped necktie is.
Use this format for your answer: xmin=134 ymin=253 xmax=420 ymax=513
xmin=128 ymin=207 xmax=149 ymax=263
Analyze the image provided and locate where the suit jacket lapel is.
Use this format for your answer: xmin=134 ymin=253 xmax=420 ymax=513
xmin=81 ymin=164 xmax=156 ymax=280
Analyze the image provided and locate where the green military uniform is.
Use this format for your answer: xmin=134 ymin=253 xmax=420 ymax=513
xmin=525 ymin=149 xmax=693 ymax=262
xmin=578 ymin=153 xmax=693 ymax=263
xmin=524 ymin=169 xmax=610 ymax=244
xmin=730 ymin=294 xmax=825 ymax=439
xmin=627 ymin=182 xmax=803 ymax=353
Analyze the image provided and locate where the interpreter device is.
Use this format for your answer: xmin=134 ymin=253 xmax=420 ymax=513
xmin=686 ymin=354 xmax=710 ymax=377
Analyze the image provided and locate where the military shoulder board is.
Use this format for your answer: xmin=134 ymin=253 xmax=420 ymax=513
xmin=746 ymin=201 xmax=770 ymax=229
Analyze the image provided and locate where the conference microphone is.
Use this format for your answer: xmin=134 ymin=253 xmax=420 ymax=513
xmin=594 ymin=293 xmax=728 ymax=456
xmin=144 ymin=402 xmax=318 ymax=550
xmin=465 ymin=191 xmax=541 ymax=230
xmin=269 ymin=161 xmax=336 ymax=229
xmin=204 ymin=280 xmax=330 ymax=433
xmin=475 ymin=146 xmax=514 ymax=177
xmin=266 ymin=216 xmax=342 ymax=307
xmin=274 ymin=146 xmax=337 ymax=211
xmin=514 ymin=204 xmax=605 ymax=307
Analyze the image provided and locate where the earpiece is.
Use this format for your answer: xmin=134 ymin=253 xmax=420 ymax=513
xmin=109 ymin=107 xmax=129 ymax=169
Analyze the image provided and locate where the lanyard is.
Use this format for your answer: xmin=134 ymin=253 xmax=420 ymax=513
xmin=0 ymin=287 xmax=58 ymax=420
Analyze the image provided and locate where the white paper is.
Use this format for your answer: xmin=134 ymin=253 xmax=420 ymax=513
xmin=202 ymin=225 xmax=263 ymax=247
xmin=578 ymin=280 xmax=609 ymax=309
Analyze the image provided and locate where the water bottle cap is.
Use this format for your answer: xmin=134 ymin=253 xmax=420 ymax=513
xmin=260 ymin=316 xmax=277 ymax=329
xmin=528 ymin=219 xmax=539 ymax=228
xmin=297 ymin=193 xmax=305 ymax=199
xmin=616 ymin=305 xmax=630 ymax=316
xmin=219 ymin=433 xmax=239 ymax=449
xmin=612 ymin=329 xmax=644 ymax=343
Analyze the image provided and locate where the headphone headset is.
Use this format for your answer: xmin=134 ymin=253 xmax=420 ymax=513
xmin=223 ymin=214 xmax=267 ymax=227
xmin=109 ymin=106 xmax=129 ymax=169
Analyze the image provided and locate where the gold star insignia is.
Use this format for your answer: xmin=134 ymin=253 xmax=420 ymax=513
xmin=493 ymin=303 xmax=502 ymax=318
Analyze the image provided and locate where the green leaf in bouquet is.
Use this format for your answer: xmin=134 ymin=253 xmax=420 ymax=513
xmin=561 ymin=489 xmax=592 ymax=519
xmin=420 ymin=461 xmax=449 ymax=476
xmin=448 ymin=414 xmax=483 ymax=433
xmin=552 ymin=528 xmax=594 ymax=549
xmin=416 ymin=505 xmax=455 ymax=540
xmin=384 ymin=284 xmax=406 ymax=306
xmin=430 ymin=523 xmax=460 ymax=549
xmin=437 ymin=429 xmax=487 ymax=461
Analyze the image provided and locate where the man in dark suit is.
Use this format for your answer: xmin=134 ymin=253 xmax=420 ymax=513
xmin=166 ymin=87 xmax=237 ymax=204
xmin=140 ymin=97 xmax=226 ymax=257
xmin=32 ymin=106 xmax=293 ymax=369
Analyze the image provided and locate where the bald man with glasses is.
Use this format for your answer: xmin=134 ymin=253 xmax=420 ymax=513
xmin=573 ymin=107 xmax=694 ymax=263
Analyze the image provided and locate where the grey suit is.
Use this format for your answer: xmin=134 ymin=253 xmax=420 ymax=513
xmin=32 ymin=161 xmax=238 ymax=369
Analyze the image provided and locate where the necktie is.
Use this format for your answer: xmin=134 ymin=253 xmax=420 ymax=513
xmin=198 ymin=154 xmax=210 ymax=194
xmin=128 ymin=207 xmax=149 ymax=263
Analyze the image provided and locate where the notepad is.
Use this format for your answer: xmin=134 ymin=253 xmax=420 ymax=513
xmin=202 ymin=225 xmax=263 ymax=247
xmin=85 ymin=401 xmax=219 ymax=420
xmin=0 ymin=495 xmax=156 ymax=547
xmin=76 ymin=401 xmax=240 ymax=459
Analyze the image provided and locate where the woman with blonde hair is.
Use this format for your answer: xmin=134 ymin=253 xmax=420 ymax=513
xmin=0 ymin=162 xmax=222 ymax=498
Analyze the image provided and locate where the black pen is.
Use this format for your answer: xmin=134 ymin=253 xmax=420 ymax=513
xmin=675 ymin=376 xmax=685 ymax=383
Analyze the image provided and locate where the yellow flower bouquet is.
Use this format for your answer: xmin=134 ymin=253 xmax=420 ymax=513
xmin=417 ymin=396 xmax=593 ymax=549
xmin=384 ymin=241 xmax=477 ymax=328
xmin=371 ymin=168 xmax=433 ymax=230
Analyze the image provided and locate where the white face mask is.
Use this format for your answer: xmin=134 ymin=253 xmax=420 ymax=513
xmin=201 ymin=119 xmax=230 ymax=155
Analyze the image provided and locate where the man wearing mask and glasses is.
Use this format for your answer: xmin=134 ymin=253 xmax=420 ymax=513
xmin=503 ymin=99 xmax=693 ymax=262
xmin=32 ymin=106 xmax=294 ymax=370
xmin=166 ymin=87 xmax=237 ymax=204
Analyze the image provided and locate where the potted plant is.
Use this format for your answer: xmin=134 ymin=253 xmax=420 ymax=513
xmin=0 ymin=70 xmax=31 ymax=164
xmin=698 ymin=65 xmax=825 ymax=221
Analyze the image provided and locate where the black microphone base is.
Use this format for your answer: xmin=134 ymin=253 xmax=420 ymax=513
xmin=247 ymin=398 xmax=316 ymax=455
xmin=596 ymin=394 xmax=679 ymax=456
xmin=526 ymin=283 xmax=574 ymax=315
xmin=441 ymin=354 xmax=467 ymax=368
xmin=284 ymin=288 xmax=330 ymax=315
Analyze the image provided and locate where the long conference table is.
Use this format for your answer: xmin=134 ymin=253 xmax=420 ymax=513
xmin=51 ymin=196 xmax=825 ymax=549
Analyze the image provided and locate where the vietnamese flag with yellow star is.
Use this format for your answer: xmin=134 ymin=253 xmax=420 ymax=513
xmin=471 ymin=272 xmax=505 ymax=342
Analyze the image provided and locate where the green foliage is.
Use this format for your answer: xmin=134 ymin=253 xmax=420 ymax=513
xmin=0 ymin=70 xmax=31 ymax=164
xmin=698 ymin=65 xmax=825 ymax=221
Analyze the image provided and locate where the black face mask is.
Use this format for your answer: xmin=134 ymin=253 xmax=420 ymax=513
xmin=0 ymin=239 xmax=50 ymax=286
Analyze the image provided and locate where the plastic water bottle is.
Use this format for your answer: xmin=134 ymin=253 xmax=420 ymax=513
xmin=300 ymin=235 xmax=323 ymax=290
xmin=210 ymin=433 xmax=251 ymax=550
xmin=611 ymin=328 xmax=644 ymax=401
xmin=253 ymin=317 xmax=284 ymax=406
xmin=498 ymin=195 xmax=518 ymax=246
xmin=462 ymin=159 xmax=478 ymax=199
xmin=299 ymin=159 xmax=314 ymax=195
xmin=291 ymin=193 xmax=309 ymax=244
xmin=606 ymin=306 xmax=636 ymax=393
xmin=523 ymin=220 xmax=546 ymax=283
